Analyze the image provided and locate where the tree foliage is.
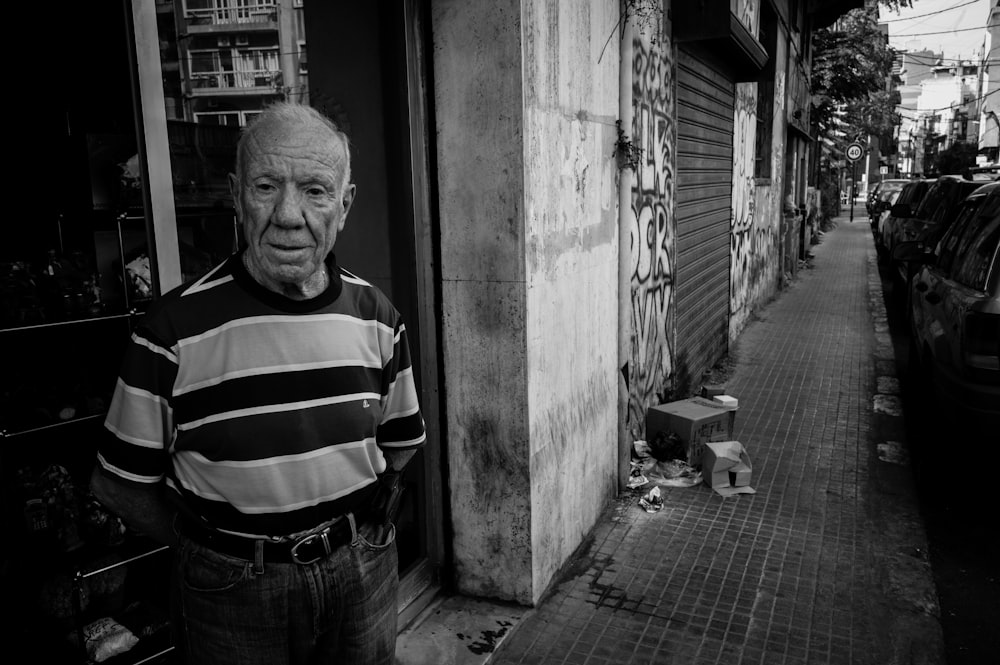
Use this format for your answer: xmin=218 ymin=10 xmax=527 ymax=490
xmin=811 ymin=1 xmax=911 ymax=222
xmin=810 ymin=6 xmax=899 ymax=139
xmin=932 ymin=142 xmax=979 ymax=175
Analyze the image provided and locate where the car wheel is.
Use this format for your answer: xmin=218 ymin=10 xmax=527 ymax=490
xmin=875 ymin=234 xmax=888 ymax=264
xmin=905 ymin=343 xmax=941 ymax=457
xmin=887 ymin=264 xmax=908 ymax=309
xmin=879 ymin=230 xmax=895 ymax=266
xmin=896 ymin=257 xmax=920 ymax=305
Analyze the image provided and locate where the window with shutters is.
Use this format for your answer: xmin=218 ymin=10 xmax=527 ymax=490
xmin=754 ymin=2 xmax=778 ymax=180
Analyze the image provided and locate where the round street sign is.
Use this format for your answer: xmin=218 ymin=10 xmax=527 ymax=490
xmin=846 ymin=143 xmax=864 ymax=162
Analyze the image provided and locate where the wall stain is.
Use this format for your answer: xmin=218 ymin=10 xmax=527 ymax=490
xmin=460 ymin=413 xmax=528 ymax=506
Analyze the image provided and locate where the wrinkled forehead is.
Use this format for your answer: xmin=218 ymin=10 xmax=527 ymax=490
xmin=240 ymin=117 xmax=350 ymax=177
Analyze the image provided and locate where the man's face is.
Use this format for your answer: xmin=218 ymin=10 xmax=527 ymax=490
xmin=231 ymin=118 xmax=355 ymax=293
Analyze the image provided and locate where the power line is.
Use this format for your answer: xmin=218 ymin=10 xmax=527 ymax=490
xmin=892 ymin=25 xmax=987 ymax=37
xmin=898 ymin=53 xmax=998 ymax=66
xmin=880 ymin=0 xmax=981 ymax=24
xmin=895 ymin=88 xmax=999 ymax=114
xmin=879 ymin=0 xmax=979 ymax=23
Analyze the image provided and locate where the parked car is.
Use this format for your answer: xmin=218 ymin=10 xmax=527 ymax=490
xmin=866 ymin=178 xmax=909 ymax=223
xmin=892 ymin=181 xmax=999 ymax=438
xmin=876 ymin=178 xmax=934 ymax=259
xmin=884 ymin=175 xmax=986 ymax=285
xmin=962 ymin=164 xmax=1000 ymax=182
xmin=872 ymin=188 xmax=902 ymax=249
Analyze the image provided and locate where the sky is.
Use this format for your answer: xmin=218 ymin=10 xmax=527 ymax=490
xmin=879 ymin=0 xmax=991 ymax=62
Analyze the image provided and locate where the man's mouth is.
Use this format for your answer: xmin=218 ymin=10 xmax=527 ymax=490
xmin=269 ymin=243 xmax=311 ymax=253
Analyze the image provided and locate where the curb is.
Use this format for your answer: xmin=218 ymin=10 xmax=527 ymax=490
xmin=864 ymin=246 xmax=946 ymax=665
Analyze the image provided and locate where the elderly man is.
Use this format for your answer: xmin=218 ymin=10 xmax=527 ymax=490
xmin=90 ymin=101 xmax=425 ymax=665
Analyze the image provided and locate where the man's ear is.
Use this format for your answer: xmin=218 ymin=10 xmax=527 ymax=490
xmin=339 ymin=184 xmax=357 ymax=230
xmin=228 ymin=173 xmax=242 ymax=218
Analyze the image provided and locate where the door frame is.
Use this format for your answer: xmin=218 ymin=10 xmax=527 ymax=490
xmin=384 ymin=0 xmax=447 ymax=626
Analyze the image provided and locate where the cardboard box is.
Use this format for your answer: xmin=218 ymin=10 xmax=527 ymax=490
xmin=645 ymin=397 xmax=736 ymax=465
xmin=701 ymin=440 xmax=755 ymax=497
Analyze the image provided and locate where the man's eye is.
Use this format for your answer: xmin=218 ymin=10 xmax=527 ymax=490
xmin=254 ymin=182 xmax=276 ymax=194
xmin=306 ymin=187 xmax=327 ymax=197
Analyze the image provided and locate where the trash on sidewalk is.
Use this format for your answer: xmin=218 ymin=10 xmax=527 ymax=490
xmin=631 ymin=440 xmax=702 ymax=488
xmin=700 ymin=384 xmax=726 ymax=398
xmin=645 ymin=396 xmax=737 ymax=465
xmin=712 ymin=394 xmax=739 ymax=409
xmin=648 ymin=429 xmax=686 ymax=462
xmin=638 ymin=486 xmax=663 ymax=513
xmin=648 ymin=459 xmax=701 ymax=487
xmin=701 ymin=440 xmax=756 ymax=497
xmin=627 ymin=459 xmax=648 ymax=488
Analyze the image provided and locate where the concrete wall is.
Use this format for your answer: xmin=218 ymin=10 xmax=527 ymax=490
xmin=432 ymin=0 xmax=532 ymax=603
xmin=522 ymin=0 xmax=621 ymax=599
xmin=432 ymin=0 xmax=620 ymax=605
xmin=625 ymin=17 xmax=676 ymax=441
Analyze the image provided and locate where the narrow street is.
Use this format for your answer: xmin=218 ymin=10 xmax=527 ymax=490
xmin=875 ymin=244 xmax=1000 ymax=665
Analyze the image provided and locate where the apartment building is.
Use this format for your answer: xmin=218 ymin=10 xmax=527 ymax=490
xmin=165 ymin=0 xmax=307 ymax=126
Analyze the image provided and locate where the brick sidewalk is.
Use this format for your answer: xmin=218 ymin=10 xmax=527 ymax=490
xmin=488 ymin=218 xmax=943 ymax=665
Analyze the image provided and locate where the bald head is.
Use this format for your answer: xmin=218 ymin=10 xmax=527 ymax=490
xmin=235 ymin=102 xmax=352 ymax=195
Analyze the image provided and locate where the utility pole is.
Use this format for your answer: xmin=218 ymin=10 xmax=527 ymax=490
xmin=846 ymin=142 xmax=864 ymax=222
xmin=850 ymin=160 xmax=856 ymax=222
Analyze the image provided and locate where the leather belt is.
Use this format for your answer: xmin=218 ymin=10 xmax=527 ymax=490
xmin=178 ymin=514 xmax=355 ymax=565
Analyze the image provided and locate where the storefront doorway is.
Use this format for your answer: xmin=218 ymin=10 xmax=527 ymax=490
xmin=131 ymin=0 xmax=444 ymax=624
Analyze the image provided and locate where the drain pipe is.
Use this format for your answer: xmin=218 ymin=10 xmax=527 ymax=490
xmin=617 ymin=12 xmax=634 ymax=492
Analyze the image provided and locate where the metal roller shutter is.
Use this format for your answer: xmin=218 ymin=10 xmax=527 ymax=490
xmin=675 ymin=46 xmax=734 ymax=389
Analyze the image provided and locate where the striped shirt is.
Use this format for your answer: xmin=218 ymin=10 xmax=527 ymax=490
xmin=97 ymin=252 xmax=426 ymax=537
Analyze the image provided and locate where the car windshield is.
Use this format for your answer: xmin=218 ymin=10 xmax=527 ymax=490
xmin=896 ymin=182 xmax=925 ymax=205
xmin=874 ymin=181 xmax=906 ymax=201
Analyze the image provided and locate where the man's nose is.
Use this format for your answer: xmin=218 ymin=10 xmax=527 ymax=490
xmin=272 ymin=186 xmax=305 ymax=226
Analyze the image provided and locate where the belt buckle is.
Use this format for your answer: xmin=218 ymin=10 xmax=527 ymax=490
xmin=290 ymin=530 xmax=331 ymax=565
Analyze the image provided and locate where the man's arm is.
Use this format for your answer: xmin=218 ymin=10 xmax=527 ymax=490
xmin=382 ymin=449 xmax=417 ymax=473
xmin=90 ymin=467 xmax=178 ymax=547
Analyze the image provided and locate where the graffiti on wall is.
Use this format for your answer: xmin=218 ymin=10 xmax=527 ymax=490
xmin=730 ymin=81 xmax=778 ymax=339
xmin=627 ymin=32 xmax=674 ymax=439
xmin=734 ymin=0 xmax=759 ymax=35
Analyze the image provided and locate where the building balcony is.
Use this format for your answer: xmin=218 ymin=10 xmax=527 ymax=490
xmin=186 ymin=69 xmax=283 ymax=97
xmin=183 ymin=1 xmax=277 ymax=34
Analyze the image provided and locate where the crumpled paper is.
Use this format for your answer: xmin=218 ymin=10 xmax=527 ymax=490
xmin=638 ymin=486 xmax=663 ymax=513
xmin=627 ymin=459 xmax=648 ymax=489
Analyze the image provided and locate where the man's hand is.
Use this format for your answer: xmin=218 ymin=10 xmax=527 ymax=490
xmin=89 ymin=467 xmax=178 ymax=547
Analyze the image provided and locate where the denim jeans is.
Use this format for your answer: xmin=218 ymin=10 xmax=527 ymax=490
xmin=172 ymin=518 xmax=398 ymax=665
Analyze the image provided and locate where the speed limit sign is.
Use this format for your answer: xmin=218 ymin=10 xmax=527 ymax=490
xmin=846 ymin=143 xmax=864 ymax=162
